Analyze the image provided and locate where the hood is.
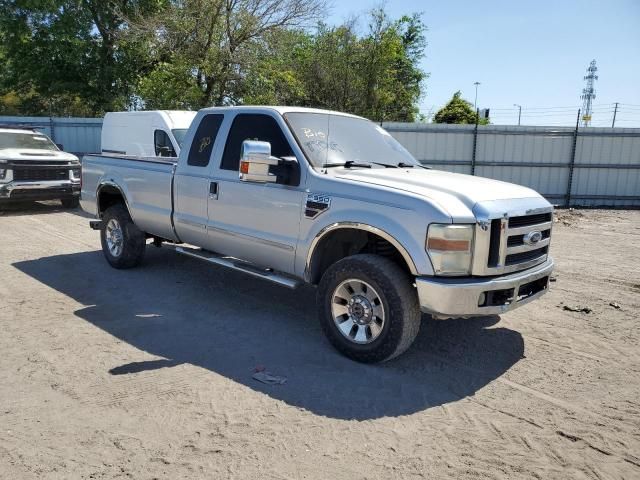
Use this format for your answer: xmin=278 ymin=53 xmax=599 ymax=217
xmin=0 ymin=148 xmax=79 ymax=162
xmin=334 ymin=167 xmax=547 ymax=221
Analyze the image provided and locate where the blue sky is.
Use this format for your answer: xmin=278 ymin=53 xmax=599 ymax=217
xmin=328 ymin=0 xmax=640 ymax=126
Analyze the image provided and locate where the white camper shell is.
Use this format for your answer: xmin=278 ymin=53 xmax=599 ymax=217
xmin=101 ymin=110 xmax=197 ymax=158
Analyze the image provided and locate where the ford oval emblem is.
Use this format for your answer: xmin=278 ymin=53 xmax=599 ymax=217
xmin=523 ymin=230 xmax=543 ymax=245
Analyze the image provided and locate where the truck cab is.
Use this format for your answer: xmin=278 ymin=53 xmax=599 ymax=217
xmin=81 ymin=106 xmax=554 ymax=362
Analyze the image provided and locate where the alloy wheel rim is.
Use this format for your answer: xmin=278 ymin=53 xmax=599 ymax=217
xmin=105 ymin=218 xmax=124 ymax=258
xmin=331 ymin=279 xmax=385 ymax=344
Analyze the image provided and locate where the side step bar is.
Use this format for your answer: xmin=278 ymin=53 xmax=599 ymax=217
xmin=175 ymin=246 xmax=301 ymax=289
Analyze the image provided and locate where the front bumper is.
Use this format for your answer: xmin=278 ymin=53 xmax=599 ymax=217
xmin=0 ymin=180 xmax=80 ymax=202
xmin=416 ymin=257 xmax=554 ymax=318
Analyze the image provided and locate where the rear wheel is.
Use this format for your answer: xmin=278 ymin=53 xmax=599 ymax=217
xmin=61 ymin=197 xmax=80 ymax=208
xmin=317 ymin=254 xmax=421 ymax=363
xmin=100 ymin=204 xmax=145 ymax=269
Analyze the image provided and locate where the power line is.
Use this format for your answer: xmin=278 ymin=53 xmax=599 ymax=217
xmin=488 ymin=106 xmax=612 ymax=113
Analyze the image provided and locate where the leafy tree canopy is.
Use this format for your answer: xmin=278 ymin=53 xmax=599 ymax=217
xmin=0 ymin=1 xmax=428 ymax=122
xmin=0 ymin=0 xmax=167 ymax=115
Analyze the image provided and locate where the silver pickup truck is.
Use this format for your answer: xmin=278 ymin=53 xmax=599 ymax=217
xmin=81 ymin=106 xmax=554 ymax=362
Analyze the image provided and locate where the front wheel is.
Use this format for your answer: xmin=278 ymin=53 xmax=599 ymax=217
xmin=317 ymin=254 xmax=421 ymax=363
xmin=100 ymin=204 xmax=146 ymax=269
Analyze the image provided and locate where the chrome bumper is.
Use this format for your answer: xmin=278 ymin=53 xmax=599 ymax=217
xmin=0 ymin=180 xmax=80 ymax=200
xmin=416 ymin=257 xmax=554 ymax=318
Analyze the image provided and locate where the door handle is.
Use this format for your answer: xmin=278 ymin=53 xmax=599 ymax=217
xmin=209 ymin=181 xmax=219 ymax=200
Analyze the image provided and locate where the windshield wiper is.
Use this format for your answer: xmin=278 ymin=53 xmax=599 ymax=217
xmin=323 ymin=160 xmax=409 ymax=169
xmin=398 ymin=162 xmax=430 ymax=169
xmin=323 ymin=161 xmax=372 ymax=169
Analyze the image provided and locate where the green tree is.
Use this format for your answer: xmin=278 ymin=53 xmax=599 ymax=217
xmin=241 ymin=28 xmax=310 ymax=106
xmin=243 ymin=9 xmax=427 ymax=122
xmin=0 ymin=0 xmax=165 ymax=115
xmin=130 ymin=0 xmax=327 ymax=109
xmin=0 ymin=2 xmax=428 ymax=121
xmin=135 ymin=4 xmax=427 ymax=121
xmin=434 ymin=91 xmax=488 ymax=124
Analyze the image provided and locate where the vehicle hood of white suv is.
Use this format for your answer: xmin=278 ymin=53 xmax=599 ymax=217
xmin=334 ymin=167 xmax=547 ymax=221
xmin=0 ymin=148 xmax=79 ymax=162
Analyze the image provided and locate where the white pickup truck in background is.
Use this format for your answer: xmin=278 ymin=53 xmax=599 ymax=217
xmin=0 ymin=126 xmax=81 ymax=207
xmin=101 ymin=110 xmax=196 ymax=158
xmin=81 ymin=106 xmax=554 ymax=362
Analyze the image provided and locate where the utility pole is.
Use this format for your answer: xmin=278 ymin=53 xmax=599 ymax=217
xmin=513 ymin=104 xmax=522 ymax=126
xmin=580 ymin=60 xmax=598 ymax=127
xmin=473 ymin=82 xmax=481 ymax=110
xmin=612 ymin=102 xmax=619 ymax=128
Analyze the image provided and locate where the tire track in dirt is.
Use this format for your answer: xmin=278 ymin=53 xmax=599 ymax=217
xmin=424 ymin=352 xmax=640 ymax=475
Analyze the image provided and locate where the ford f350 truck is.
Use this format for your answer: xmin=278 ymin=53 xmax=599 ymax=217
xmin=0 ymin=126 xmax=81 ymax=207
xmin=81 ymin=106 xmax=554 ymax=362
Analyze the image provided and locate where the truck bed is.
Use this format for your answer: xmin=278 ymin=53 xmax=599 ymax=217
xmin=80 ymin=154 xmax=178 ymax=240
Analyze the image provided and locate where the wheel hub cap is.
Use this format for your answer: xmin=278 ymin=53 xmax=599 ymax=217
xmin=330 ymin=279 xmax=386 ymax=344
xmin=105 ymin=218 xmax=124 ymax=257
xmin=348 ymin=296 xmax=373 ymax=325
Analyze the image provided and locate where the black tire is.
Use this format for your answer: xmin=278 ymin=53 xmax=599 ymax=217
xmin=100 ymin=204 xmax=146 ymax=269
xmin=317 ymin=254 xmax=421 ymax=363
xmin=60 ymin=197 xmax=80 ymax=208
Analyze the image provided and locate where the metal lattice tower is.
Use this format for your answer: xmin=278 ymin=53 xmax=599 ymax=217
xmin=580 ymin=60 xmax=598 ymax=127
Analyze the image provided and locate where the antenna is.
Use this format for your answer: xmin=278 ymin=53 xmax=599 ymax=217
xmin=580 ymin=60 xmax=598 ymax=127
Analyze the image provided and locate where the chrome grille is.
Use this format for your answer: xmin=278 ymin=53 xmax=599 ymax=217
xmin=508 ymin=213 xmax=552 ymax=228
xmin=472 ymin=207 xmax=553 ymax=276
xmin=505 ymin=246 xmax=549 ymax=265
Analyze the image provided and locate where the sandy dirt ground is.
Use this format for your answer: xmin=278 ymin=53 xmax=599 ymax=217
xmin=0 ymin=203 xmax=639 ymax=479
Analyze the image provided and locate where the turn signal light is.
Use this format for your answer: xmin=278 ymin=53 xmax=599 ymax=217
xmin=240 ymin=161 xmax=250 ymax=174
xmin=426 ymin=238 xmax=470 ymax=252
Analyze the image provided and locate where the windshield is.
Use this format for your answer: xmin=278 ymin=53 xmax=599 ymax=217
xmin=171 ymin=129 xmax=189 ymax=149
xmin=0 ymin=131 xmax=58 ymax=151
xmin=284 ymin=113 xmax=419 ymax=168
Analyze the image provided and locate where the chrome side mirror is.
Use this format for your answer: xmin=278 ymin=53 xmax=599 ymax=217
xmin=239 ymin=140 xmax=279 ymax=183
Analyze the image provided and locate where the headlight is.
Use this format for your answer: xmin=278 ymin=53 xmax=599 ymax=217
xmin=426 ymin=224 xmax=474 ymax=276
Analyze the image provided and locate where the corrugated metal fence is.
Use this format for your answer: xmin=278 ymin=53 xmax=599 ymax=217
xmin=383 ymin=122 xmax=640 ymax=207
xmin=1 ymin=116 xmax=638 ymax=207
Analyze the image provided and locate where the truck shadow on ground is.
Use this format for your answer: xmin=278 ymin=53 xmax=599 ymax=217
xmin=0 ymin=201 xmax=92 ymax=217
xmin=14 ymin=247 xmax=525 ymax=420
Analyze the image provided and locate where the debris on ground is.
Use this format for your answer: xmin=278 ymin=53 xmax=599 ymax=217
xmin=554 ymin=209 xmax=585 ymax=227
xmin=550 ymin=276 xmax=557 ymax=282
xmin=252 ymin=371 xmax=287 ymax=385
xmin=563 ymin=305 xmax=593 ymax=314
xmin=609 ymin=302 xmax=621 ymax=309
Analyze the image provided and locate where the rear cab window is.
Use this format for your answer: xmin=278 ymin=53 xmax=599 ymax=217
xmin=187 ymin=114 xmax=224 ymax=167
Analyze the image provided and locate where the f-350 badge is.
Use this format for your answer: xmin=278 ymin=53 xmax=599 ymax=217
xmin=305 ymin=193 xmax=331 ymax=218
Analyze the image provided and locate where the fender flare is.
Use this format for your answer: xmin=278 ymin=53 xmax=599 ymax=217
xmin=304 ymin=222 xmax=418 ymax=282
xmin=96 ymin=180 xmax=134 ymax=220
